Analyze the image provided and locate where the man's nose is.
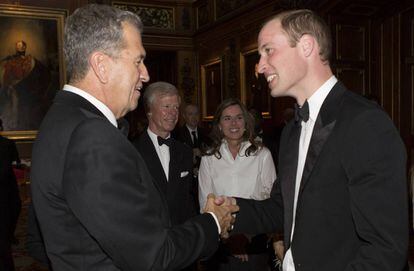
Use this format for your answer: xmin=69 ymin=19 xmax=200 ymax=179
xmin=139 ymin=64 xmax=150 ymax=82
xmin=257 ymin=56 xmax=267 ymax=74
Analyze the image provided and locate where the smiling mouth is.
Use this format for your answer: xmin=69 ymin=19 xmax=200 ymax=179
xmin=266 ymin=74 xmax=277 ymax=83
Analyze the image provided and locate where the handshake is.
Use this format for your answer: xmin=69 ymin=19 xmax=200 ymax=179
xmin=203 ymin=194 xmax=239 ymax=239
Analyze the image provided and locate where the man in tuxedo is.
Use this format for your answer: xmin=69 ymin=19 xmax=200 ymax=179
xmin=176 ymin=104 xmax=210 ymax=151
xmin=30 ymin=4 xmax=238 ymax=271
xmin=175 ymin=103 xmax=211 ymax=212
xmin=225 ymin=9 xmax=408 ymax=271
xmin=133 ymin=82 xmax=197 ymax=225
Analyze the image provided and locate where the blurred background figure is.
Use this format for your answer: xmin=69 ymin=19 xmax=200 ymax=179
xmin=198 ymin=98 xmax=276 ymax=271
xmin=0 ymin=40 xmax=52 ymax=130
xmin=175 ymin=103 xmax=211 ymax=213
xmin=0 ymin=118 xmax=21 ymax=271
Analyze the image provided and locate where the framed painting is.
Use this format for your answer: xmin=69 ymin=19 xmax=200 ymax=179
xmin=201 ymin=58 xmax=223 ymax=121
xmin=240 ymin=49 xmax=272 ymax=118
xmin=0 ymin=5 xmax=66 ymax=140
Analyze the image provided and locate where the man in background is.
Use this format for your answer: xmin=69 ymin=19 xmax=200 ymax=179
xmin=31 ymin=5 xmax=238 ymax=271
xmin=134 ymin=82 xmax=197 ymax=226
xmin=134 ymin=83 xmax=200 ymax=271
xmin=176 ymin=103 xmax=211 ymax=212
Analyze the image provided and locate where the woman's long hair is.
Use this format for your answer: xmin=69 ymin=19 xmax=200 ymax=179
xmin=205 ymin=98 xmax=261 ymax=159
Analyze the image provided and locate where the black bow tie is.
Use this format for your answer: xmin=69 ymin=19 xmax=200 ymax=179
xmin=294 ymin=100 xmax=309 ymax=123
xmin=157 ymin=136 xmax=172 ymax=147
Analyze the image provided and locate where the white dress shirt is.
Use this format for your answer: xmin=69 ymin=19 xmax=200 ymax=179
xmin=147 ymin=128 xmax=170 ymax=180
xmin=283 ymin=76 xmax=338 ymax=271
xmin=63 ymin=84 xmax=118 ymax=128
xmin=198 ymin=140 xmax=277 ymax=212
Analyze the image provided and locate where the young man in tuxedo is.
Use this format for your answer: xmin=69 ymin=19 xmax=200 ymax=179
xmin=30 ymin=5 xmax=238 ymax=271
xmin=224 ymin=9 xmax=408 ymax=271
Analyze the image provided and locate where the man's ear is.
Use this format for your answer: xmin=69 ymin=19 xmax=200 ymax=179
xmin=89 ymin=52 xmax=109 ymax=84
xmin=299 ymin=34 xmax=315 ymax=58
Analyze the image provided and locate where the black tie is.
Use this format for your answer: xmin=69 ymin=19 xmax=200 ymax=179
xmin=294 ymin=100 xmax=309 ymax=123
xmin=157 ymin=136 xmax=172 ymax=147
xmin=191 ymin=131 xmax=199 ymax=147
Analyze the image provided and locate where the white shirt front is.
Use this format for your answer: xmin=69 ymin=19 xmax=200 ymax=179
xmin=63 ymin=84 xmax=118 ymax=128
xmin=283 ymin=76 xmax=338 ymax=271
xmin=198 ymin=140 xmax=276 ymax=212
xmin=147 ymin=128 xmax=170 ymax=180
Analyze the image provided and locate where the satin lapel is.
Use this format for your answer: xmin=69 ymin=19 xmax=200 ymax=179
xmin=280 ymin=121 xmax=301 ymax=248
xmin=168 ymin=139 xmax=183 ymax=183
xmin=299 ymin=82 xmax=346 ymax=192
xmin=183 ymin=127 xmax=193 ymax=147
xmin=299 ymin=117 xmax=336 ymax=192
xmin=140 ymin=133 xmax=168 ymax=193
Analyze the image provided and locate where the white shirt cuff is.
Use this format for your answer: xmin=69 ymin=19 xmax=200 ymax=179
xmin=207 ymin=212 xmax=221 ymax=234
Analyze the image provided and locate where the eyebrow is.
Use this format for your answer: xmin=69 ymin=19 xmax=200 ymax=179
xmin=137 ymin=53 xmax=146 ymax=61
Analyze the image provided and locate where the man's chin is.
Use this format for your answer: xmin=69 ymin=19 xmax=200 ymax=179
xmin=129 ymin=102 xmax=138 ymax=112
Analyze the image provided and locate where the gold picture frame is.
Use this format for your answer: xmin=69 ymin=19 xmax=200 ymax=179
xmin=240 ymin=48 xmax=271 ymax=118
xmin=0 ymin=4 xmax=66 ymax=141
xmin=200 ymin=58 xmax=223 ymax=121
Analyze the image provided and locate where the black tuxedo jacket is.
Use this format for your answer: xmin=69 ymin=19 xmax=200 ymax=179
xmin=233 ymin=82 xmax=408 ymax=271
xmin=175 ymin=125 xmax=210 ymax=149
xmin=133 ymin=131 xmax=196 ymax=225
xmin=31 ymin=91 xmax=218 ymax=271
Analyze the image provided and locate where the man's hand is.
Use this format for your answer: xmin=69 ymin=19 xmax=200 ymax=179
xmin=204 ymin=194 xmax=239 ymax=238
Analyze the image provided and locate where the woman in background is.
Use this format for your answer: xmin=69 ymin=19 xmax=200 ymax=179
xmin=199 ymin=98 xmax=276 ymax=271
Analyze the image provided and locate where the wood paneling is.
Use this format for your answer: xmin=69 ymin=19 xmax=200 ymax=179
xmin=336 ymin=68 xmax=366 ymax=94
xmin=336 ymin=25 xmax=366 ymax=61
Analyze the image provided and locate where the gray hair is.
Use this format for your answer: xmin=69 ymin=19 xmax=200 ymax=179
xmin=64 ymin=4 xmax=143 ymax=83
xmin=143 ymin=81 xmax=180 ymax=112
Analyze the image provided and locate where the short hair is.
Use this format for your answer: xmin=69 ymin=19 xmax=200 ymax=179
xmin=266 ymin=9 xmax=331 ymax=62
xmin=207 ymin=98 xmax=260 ymax=159
xmin=64 ymin=4 xmax=143 ymax=83
xmin=143 ymin=81 xmax=180 ymax=113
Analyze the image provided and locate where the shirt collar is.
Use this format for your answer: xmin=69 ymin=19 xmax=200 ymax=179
xmin=222 ymin=139 xmax=251 ymax=154
xmin=147 ymin=128 xmax=171 ymax=147
xmin=63 ymin=84 xmax=118 ymax=128
xmin=307 ymin=76 xmax=338 ymax=122
xmin=186 ymin=124 xmax=197 ymax=133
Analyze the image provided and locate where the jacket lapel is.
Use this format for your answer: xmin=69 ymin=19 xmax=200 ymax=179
xmin=280 ymin=121 xmax=302 ymax=247
xmin=299 ymin=82 xmax=346 ymax=192
xmin=140 ymin=132 xmax=168 ymax=193
xmin=168 ymin=139 xmax=183 ymax=183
